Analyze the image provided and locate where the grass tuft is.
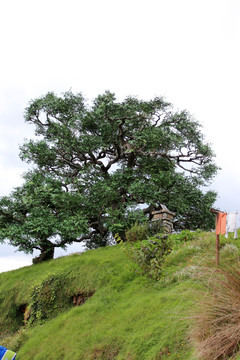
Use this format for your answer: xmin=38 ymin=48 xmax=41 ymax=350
xmin=191 ymin=260 xmax=240 ymax=360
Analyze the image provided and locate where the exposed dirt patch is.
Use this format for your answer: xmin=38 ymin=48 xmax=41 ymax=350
xmin=72 ymin=291 xmax=95 ymax=306
xmin=89 ymin=344 xmax=120 ymax=360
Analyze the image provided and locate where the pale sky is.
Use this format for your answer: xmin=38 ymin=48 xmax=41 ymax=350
xmin=0 ymin=0 xmax=240 ymax=272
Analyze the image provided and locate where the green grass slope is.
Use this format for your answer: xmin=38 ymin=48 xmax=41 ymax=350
xmin=1 ymin=231 xmax=240 ymax=360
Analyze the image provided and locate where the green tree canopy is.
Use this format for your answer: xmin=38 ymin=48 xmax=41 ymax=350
xmin=17 ymin=91 xmax=218 ymax=249
xmin=0 ymin=171 xmax=88 ymax=262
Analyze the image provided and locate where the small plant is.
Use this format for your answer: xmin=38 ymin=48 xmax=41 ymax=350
xmin=169 ymin=230 xmax=194 ymax=244
xmin=126 ymin=234 xmax=172 ymax=280
xmin=125 ymin=221 xmax=164 ymax=243
xmin=125 ymin=222 xmax=149 ymax=242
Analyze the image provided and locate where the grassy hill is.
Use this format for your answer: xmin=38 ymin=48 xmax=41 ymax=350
xmin=1 ymin=231 xmax=240 ymax=360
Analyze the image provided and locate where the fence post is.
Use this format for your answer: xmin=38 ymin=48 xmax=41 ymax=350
xmin=210 ymin=208 xmax=221 ymax=265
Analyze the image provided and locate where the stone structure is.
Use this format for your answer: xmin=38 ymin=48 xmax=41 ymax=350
xmin=151 ymin=204 xmax=175 ymax=233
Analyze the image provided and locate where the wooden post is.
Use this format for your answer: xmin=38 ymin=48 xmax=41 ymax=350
xmin=210 ymin=208 xmax=221 ymax=265
xmin=215 ymin=233 xmax=220 ymax=266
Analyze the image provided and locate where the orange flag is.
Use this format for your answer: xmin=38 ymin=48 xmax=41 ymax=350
xmin=216 ymin=212 xmax=227 ymax=235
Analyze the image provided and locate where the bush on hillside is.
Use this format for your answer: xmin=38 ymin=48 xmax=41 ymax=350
xmin=126 ymin=234 xmax=172 ymax=280
xmin=125 ymin=221 xmax=164 ymax=243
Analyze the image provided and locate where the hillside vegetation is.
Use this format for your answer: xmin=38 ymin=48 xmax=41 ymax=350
xmin=1 ymin=231 xmax=240 ymax=360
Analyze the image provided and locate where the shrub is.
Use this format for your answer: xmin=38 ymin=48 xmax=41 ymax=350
xmin=125 ymin=223 xmax=149 ymax=243
xmin=125 ymin=221 xmax=164 ymax=243
xmin=126 ymin=234 xmax=172 ymax=280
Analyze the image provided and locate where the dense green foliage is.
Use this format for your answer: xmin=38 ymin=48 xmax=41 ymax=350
xmin=2 ymin=231 xmax=240 ymax=359
xmin=15 ymin=91 xmax=218 ymax=250
xmin=27 ymin=272 xmax=72 ymax=327
xmin=169 ymin=230 xmax=195 ymax=243
xmin=125 ymin=234 xmax=173 ymax=280
xmin=125 ymin=222 xmax=164 ymax=243
xmin=0 ymin=171 xmax=88 ymax=261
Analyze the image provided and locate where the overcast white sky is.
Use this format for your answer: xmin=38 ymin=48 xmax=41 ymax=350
xmin=0 ymin=0 xmax=240 ymax=273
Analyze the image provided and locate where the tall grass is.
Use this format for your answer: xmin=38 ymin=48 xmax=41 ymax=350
xmin=191 ymin=261 xmax=240 ymax=360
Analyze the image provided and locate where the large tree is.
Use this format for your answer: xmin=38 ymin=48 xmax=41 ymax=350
xmin=18 ymin=91 xmax=218 ymax=247
xmin=0 ymin=171 xmax=88 ymax=262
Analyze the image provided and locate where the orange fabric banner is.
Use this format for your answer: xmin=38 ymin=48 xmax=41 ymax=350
xmin=216 ymin=212 xmax=227 ymax=235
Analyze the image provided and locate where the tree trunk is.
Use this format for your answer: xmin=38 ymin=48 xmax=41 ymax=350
xmin=32 ymin=240 xmax=54 ymax=264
